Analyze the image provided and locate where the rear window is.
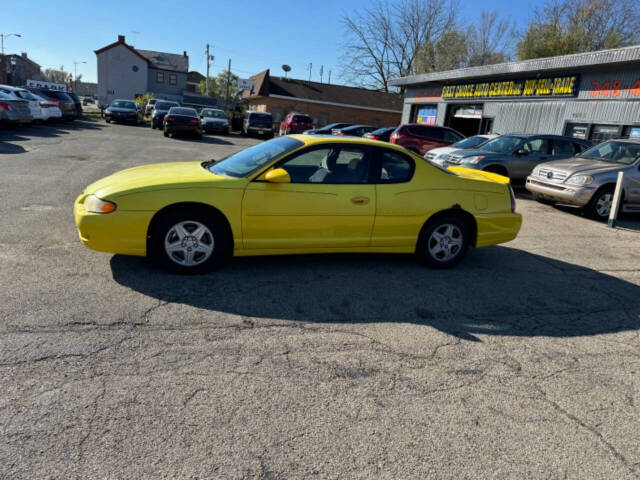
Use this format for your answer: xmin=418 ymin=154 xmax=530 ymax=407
xmin=408 ymin=125 xmax=443 ymax=140
xmin=169 ymin=107 xmax=197 ymax=117
xmin=251 ymin=113 xmax=272 ymax=120
xmin=294 ymin=115 xmax=311 ymax=123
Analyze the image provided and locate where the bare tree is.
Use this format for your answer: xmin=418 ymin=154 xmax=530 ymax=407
xmin=340 ymin=0 xmax=458 ymax=91
xmin=467 ymin=10 xmax=516 ymax=66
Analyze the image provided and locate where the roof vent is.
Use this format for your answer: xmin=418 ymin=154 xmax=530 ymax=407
xmin=183 ymin=51 xmax=188 ymax=57
xmin=118 ymin=35 xmax=125 ymax=43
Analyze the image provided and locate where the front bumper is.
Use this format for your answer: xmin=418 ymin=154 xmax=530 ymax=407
xmin=108 ymin=112 xmax=138 ymax=122
xmin=525 ymin=176 xmax=595 ymax=206
xmin=74 ymin=194 xmax=150 ymax=256
xmin=202 ymin=122 xmax=229 ymax=133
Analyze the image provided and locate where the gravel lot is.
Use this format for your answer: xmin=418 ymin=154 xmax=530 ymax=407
xmin=1 ymin=119 xmax=640 ymax=479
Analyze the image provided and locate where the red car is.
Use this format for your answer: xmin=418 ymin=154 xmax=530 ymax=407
xmin=390 ymin=124 xmax=465 ymax=155
xmin=279 ymin=112 xmax=313 ymax=135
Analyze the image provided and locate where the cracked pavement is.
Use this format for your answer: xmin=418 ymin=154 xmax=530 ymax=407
xmin=1 ymin=120 xmax=640 ymax=479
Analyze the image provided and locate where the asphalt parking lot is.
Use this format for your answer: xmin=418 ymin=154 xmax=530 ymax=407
xmin=2 ymin=119 xmax=640 ymax=479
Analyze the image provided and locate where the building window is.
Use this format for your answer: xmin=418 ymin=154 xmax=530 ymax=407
xmin=156 ymin=72 xmax=164 ymax=83
xmin=621 ymin=125 xmax=640 ymax=139
xmin=169 ymin=73 xmax=177 ymax=85
xmin=414 ymin=104 xmax=437 ymax=125
xmin=590 ymin=125 xmax=621 ymax=143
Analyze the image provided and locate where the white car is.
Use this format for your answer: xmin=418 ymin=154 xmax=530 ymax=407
xmin=0 ymin=84 xmax=62 ymax=121
xmin=425 ymin=134 xmax=498 ymax=166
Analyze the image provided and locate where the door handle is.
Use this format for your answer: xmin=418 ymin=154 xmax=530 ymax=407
xmin=351 ymin=196 xmax=369 ymax=205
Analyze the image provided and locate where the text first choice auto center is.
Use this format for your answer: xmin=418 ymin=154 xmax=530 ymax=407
xmin=391 ymin=45 xmax=640 ymax=144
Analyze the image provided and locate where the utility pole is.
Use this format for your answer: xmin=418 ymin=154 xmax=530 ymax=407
xmin=328 ymin=70 xmax=331 ymax=85
xmin=308 ymin=63 xmax=312 ymax=82
xmin=73 ymin=60 xmax=86 ymax=92
xmin=225 ymin=58 xmax=231 ymax=104
xmin=0 ymin=33 xmax=22 ymax=55
xmin=319 ymin=65 xmax=323 ymax=83
xmin=205 ymin=44 xmax=214 ymax=96
xmin=131 ymin=30 xmax=140 ymax=47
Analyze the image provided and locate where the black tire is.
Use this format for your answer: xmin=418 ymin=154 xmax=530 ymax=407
xmin=586 ymin=186 xmax=615 ymax=221
xmin=163 ymin=129 xmax=169 ymax=137
xmin=105 ymin=118 xmax=111 ymax=123
xmin=151 ymin=209 xmax=230 ymax=274
xmin=151 ymin=123 xmax=156 ymax=130
xmin=416 ymin=214 xmax=470 ymax=269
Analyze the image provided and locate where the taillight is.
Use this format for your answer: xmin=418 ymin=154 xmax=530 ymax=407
xmin=165 ymin=116 xmax=174 ymax=122
xmin=190 ymin=118 xmax=199 ymax=124
xmin=50 ymin=98 xmax=60 ymax=104
xmin=0 ymin=102 xmax=12 ymax=111
xmin=336 ymin=132 xmax=345 ymax=136
xmin=370 ymin=135 xmax=380 ymax=140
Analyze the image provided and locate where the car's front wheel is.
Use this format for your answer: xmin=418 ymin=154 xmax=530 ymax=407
xmin=417 ymin=215 xmax=470 ymax=268
xmin=151 ymin=211 xmax=229 ymax=274
xmin=586 ymin=186 xmax=615 ymax=220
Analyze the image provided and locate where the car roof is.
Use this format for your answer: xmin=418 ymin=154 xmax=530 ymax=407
xmin=342 ymin=124 xmax=374 ymax=129
xmin=290 ymin=134 xmax=423 ymax=153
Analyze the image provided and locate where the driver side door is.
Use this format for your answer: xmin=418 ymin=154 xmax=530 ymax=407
xmin=241 ymin=144 xmax=376 ymax=250
xmin=512 ymin=137 xmax=551 ymax=179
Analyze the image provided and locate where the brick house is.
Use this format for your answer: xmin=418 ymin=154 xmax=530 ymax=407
xmin=2 ymin=52 xmax=43 ymax=86
xmin=243 ymin=69 xmax=402 ymax=128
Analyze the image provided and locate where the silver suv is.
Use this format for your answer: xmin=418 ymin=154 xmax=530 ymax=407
xmin=526 ymin=139 xmax=640 ymax=220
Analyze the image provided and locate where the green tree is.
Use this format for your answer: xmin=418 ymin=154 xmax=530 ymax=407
xmin=517 ymin=0 xmax=640 ymax=60
xmin=199 ymin=77 xmax=219 ymax=97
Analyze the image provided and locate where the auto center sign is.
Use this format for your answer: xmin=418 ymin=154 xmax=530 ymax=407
xmin=26 ymin=79 xmax=67 ymax=92
xmin=442 ymin=75 xmax=578 ymax=99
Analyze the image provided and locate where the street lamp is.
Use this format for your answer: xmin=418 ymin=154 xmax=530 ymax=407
xmin=0 ymin=33 xmax=22 ymax=55
xmin=73 ymin=60 xmax=86 ymax=92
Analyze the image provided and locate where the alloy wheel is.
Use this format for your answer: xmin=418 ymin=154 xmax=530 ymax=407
xmin=595 ymin=192 xmax=613 ymax=218
xmin=164 ymin=220 xmax=214 ymax=267
xmin=427 ymin=224 xmax=464 ymax=262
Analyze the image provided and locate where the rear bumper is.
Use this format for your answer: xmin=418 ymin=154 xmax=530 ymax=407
xmin=475 ymin=212 xmax=522 ymax=248
xmin=1 ymin=113 xmax=32 ymax=123
xmin=247 ymin=126 xmax=272 ymax=135
xmin=525 ymin=176 xmax=594 ymax=206
xmin=166 ymin=124 xmax=200 ymax=133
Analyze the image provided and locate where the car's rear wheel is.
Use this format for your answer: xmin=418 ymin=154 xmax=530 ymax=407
xmin=151 ymin=211 xmax=229 ymax=274
xmin=417 ymin=215 xmax=470 ymax=268
xmin=586 ymin=186 xmax=615 ymax=220
xmin=106 ymin=118 xmax=111 ymax=123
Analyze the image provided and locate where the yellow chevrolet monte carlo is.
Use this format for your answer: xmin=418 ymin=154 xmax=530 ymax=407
xmin=74 ymin=135 xmax=522 ymax=274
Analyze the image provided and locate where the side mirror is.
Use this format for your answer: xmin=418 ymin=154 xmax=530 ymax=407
xmin=515 ymin=149 xmax=527 ymax=156
xmin=264 ymin=168 xmax=291 ymax=183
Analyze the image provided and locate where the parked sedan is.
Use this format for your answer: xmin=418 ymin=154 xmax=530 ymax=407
xmin=150 ymin=100 xmax=180 ymax=129
xmin=442 ymin=134 xmax=591 ymax=181
xmin=425 ymin=134 xmax=498 ymax=166
xmin=390 ymin=124 xmax=465 ymax=155
xmin=363 ymin=127 xmax=396 ymax=142
xmin=200 ymin=108 xmax=229 ymax=134
xmin=0 ymin=85 xmax=61 ymax=122
xmin=163 ymin=107 xmax=202 ymax=139
xmin=105 ymin=99 xmax=143 ymax=125
xmin=27 ymin=88 xmax=76 ymax=121
xmin=67 ymin=92 xmax=83 ymax=118
xmin=0 ymin=91 xmax=32 ymax=125
xmin=526 ymin=139 xmax=640 ymax=220
xmin=333 ymin=125 xmax=377 ymax=137
xmin=304 ymin=122 xmax=352 ymax=135
xmin=74 ymin=135 xmax=522 ymax=274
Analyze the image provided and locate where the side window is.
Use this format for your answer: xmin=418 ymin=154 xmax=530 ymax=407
xmin=443 ymin=130 xmax=461 ymax=143
xmin=169 ymin=73 xmax=177 ymax=86
xmin=551 ymin=139 xmax=575 ymax=155
xmin=522 ymin=138 xmax=550 ymax=155
xmin=156 ymin=72 xmax=164 ymax=83
xmin=279 ymin=146 xmax=371 ymax=184
xmin=379 ymin=150 xmax=413 ymax=183
xmin=573 ymin=142 xmax=587 ymax=153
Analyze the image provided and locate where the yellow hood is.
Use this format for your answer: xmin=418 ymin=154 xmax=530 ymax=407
xmin=84 ymin=162 xmax=244 ymax=198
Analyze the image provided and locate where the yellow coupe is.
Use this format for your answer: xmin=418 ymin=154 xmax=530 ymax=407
xmin=74 ymin=135 xmax=522 ymax=273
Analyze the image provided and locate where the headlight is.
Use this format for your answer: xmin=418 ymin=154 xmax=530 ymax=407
xmin=463 ymin=155 xmax=485 ymax=164
xmin=84 ymin=194 xmax=117 ymax=213
xmin=566 ymin=175 xmax=593 ymax=185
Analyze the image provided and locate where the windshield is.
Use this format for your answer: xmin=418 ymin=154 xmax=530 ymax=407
xmin=452 ymin=135 xmax=490 ymax=149
xmin=249 ymin=113 xmax=272 ymax=126
xmin=111 ymin=100 xmax=136 ymax=109
xmin=580 ymin=141 xmax=640 ymax=165
xmin=156 ymin=101 xmax=178 ymax=110
xmin=208 ymin=137 xmax=303 ymax=178
xmin=202 ymin=109 xmax=226 ymax=118
xmin=479 ymin=135 xmax=525 ymax=153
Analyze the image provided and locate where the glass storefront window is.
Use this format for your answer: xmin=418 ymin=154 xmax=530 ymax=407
xmin=590 ymin=125 xmax=621 ymax=143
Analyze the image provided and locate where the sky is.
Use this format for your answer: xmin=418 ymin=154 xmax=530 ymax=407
xmin=3 ymin=0 xmax=543 ymax=85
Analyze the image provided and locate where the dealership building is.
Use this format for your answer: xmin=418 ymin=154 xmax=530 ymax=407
xmin=391 ymin=45 xmax=640 ymax=143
